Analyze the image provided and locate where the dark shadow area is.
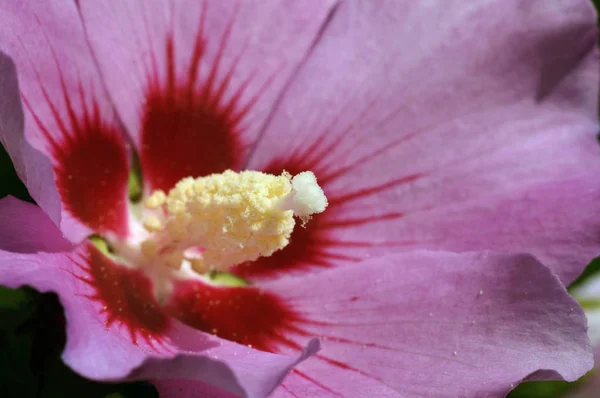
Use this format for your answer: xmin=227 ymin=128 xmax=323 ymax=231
xmin=0 ymin=143 xmax=32 ymax=202
xmin=0 ymin=287 xmax=158 ymax=398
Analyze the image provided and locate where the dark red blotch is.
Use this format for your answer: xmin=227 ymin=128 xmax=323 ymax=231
xmin=165 ymin=279 xmax=304 ymax=352
xmin=24 ymin=85 xmax=130 ymax=237
xmin=74 ymin=244 xmax=170 ymax=347
xmin=139 ymin=19 xmax=256 ymax=192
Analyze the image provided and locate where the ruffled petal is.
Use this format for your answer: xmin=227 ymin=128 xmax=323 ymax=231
xmin=132 ymin=339 xmax=319 ymax=398
xmin=566 ymin=274 xmax=600 ymax=397
xmin=246 ymin=251 xmax=589 ymax=397
xmin=0 ymin=0 xmax=132 ymax=240
xmin=245 ymin=0 xmax=599 ymax=284
xmin=79 ymin=0 xmax=337 ymax=192
xmin=562 ymin=348 xmax=600 ymax=398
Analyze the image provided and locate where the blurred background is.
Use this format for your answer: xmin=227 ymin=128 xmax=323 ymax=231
xmin=2 ymin=2 xmax=600 ymax=397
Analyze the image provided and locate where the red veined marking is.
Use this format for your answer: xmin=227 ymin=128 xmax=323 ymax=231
xmin=232 ymin=212 xmax=343 ymax=279
xmin=280 ymin=384 xmax=300 ymax=398
xmin=292 ymin=370 xmax=343 ymax=397
xmin=316 ymin=354 xmax=379 ymax=380
xmin=69 ymin=244 xmax=171 ymax=349
xmin=165 ymin=279 xmax=385 ymax=395
xmin=231 ymin=161 xmax=420 ymax=280
xmin=140 ymin=5 xmax=276 ymax=192
xmin=278 ymin=97 xmax=380 ymax=181
xmin=165 ymin=279 xmax=305 ymax=352
xmin=20 ymin=46 xmax=130 ymax=236
xmin=327 ymin=173 xmax=421 ymax=207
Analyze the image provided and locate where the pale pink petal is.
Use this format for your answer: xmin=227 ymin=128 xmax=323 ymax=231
xmin=246 ymin=251 xmax=590 ymax=397
xmin=132 ymin=339 xmax=319 ymax=398
xmin=392 ymin=172 xmax=600 ymax=284
xmin=0 ymin=0 xmax=132 ymax=240
xmin=79 ymin=0 xmax=337 ymax=193
xmin=0 ymin=196 xmax=72 ymax=253
xmin=0 ymin=50 xmax=60 ymax=228
xmin=563 ymin=349 xmax=600 ymax=398
xmin=244 ymin=0 xmax=600 ymax=284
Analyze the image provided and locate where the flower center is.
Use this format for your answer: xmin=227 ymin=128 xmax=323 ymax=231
xmin=108 ymin=170 xmax=327 ymax=302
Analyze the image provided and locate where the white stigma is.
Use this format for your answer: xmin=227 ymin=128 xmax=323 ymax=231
xmin=276 ymin=171 xmax=328 ymax=224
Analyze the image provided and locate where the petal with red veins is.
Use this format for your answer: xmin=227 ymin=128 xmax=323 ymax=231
xmin=164 ymin=279 xmax=306 ymax=353
xmin=246 ymin=0 xmax=600 ymax=284
xmin=250 ymin=251 xmax=589 ymax=397
xmin=0 ymin=246 xmax=319 ymax=395
xmin=232 ymin=161 xmax=414 ymax=281
xmin=158 ymin=250 xmax=592 ymax=397
xmin=0 ymin=200 xmax=319 ymax=396
xmin=0 ymin=0 xmax=131 ymax=241
xmin=79 ymin=0 xmax=338 ymax=192
xmin=72 ymin=243 xmax=173 ymax=349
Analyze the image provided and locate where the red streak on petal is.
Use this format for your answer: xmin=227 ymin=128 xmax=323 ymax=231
xmin=71 ymin=244 xmax=171 ymax=348
xmin=327 ymin=174 xmax=421 ymax=207
xmin=313 ymin=333 xmax=394 ymax=351
xmin=280 ymin=384 xmax=300 ymax=398
xmin=232 ymin=214 xmax=337 ymax=279
xmin=315 ymin=354 xmax=380 ymax=380
xmin=22 ymin=85 xmax=130 ymax=237
xmin=165 ymin=280 xmax=304 ymax=353
xmin=17 ymin=23 xmax=130 ymax=237
xmin=292 ymin=370 xmax=343 ymax=397
xmin=317 ymin=212 xmax=404 ymax=229
xmin=140 ymin=9 xmax=272 ymax=192
xmin=231 ymin=160 xmax=418 ymax=280
xmin=166 ymin=280 xmax=384 ymax=393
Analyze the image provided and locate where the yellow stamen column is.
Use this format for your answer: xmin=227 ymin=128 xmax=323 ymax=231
xmin=142 ymin=170 xmax=328 ymax=275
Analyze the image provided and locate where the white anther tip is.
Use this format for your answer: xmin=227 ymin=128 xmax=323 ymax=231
xmin=290 ymin=171 xmax=328 ymax=217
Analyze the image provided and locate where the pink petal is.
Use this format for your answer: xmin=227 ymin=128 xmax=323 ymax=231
xmin=566 ymin=273 xmax=600 ymax=397
xmin=0 ymin=244 xmax=319 ymax=396
xmin=254 ymin=251 xmax=591 ymax=397
xmin=130 ymin=339 xmax=319 ymax=398
xmin=245 ymin=0 xmax=600 ymax=284
xmin=563 ymin=348 xmax=600 ymax=398
xmin=0 ymin=200 xmax=317 ymax=396
xmin=398 ymin=173 xmax=600 ymax=286
xmin=0 ymin=0 xmax=131 ymax=240
xmin=153 ymin=379 xmax=239 ymax=398
xmin=0 ymin=49 xmax=60 ymax=229
xmin=79 ymin=0 xmax=337 ymax=192
xmin=0 ymin=196 xmax=72 ymax=253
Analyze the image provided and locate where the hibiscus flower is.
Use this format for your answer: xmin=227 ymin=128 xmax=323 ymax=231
xmin=1 ymin=1 xmax=599 ymax=397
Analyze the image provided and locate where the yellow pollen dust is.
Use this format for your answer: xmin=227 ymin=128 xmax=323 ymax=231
xmin=142 ymin=170 xmax=328 ymax=274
